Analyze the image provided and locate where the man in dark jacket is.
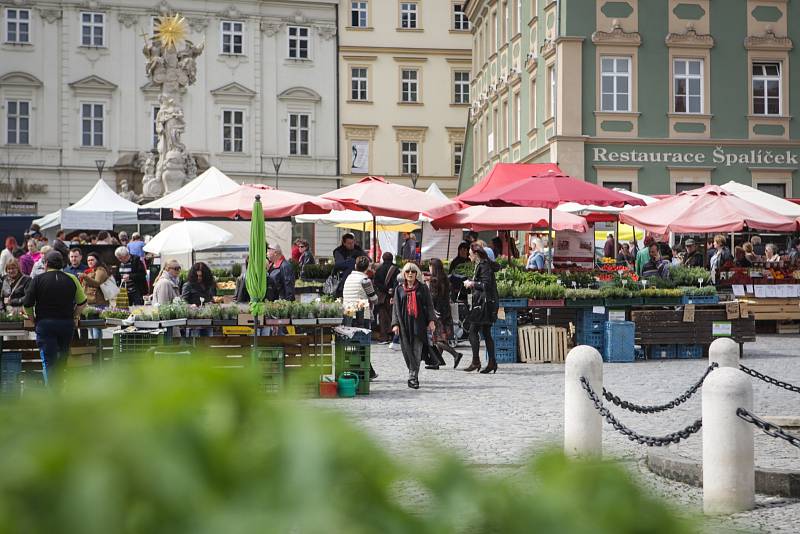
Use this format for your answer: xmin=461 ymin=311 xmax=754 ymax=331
xmin=267 ymin=244 xmax=295 ymax=301
xmin=682 ymin=239 xmax=704 ymax=267
xmin=52 ymin=230 xmax=70 ymax=263
xmin=373 ymin=252 xmax=399 ymax=343
xmin=23 ymin=251 xmax=86 ymax=386
xmin=603 ymin=234 xmax=616 ymax=259
xmin=115 ymin=246 xmax=147 ymax=305
xmin=63 ymin=248 xmax=88 ymax=277
xmin=399 ymin=232 xmax=417 ymax=260
xmin=332 ymin=233 xmax=366 ymax=298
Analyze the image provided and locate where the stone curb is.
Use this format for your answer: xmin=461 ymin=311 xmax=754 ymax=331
xmin=646 ymin=450 xmax=800 ymax=498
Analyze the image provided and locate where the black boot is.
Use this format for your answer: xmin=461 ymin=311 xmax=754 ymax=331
xmin=480 ymin=357 xmax=498 ymax=374
xmin=463 ymin=355 xmax=481 ymax=372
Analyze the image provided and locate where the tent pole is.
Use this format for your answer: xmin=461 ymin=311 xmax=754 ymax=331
xmin=372 ymin=214 xmax=377 ymax=262
xmin=547 ymin=208 xmax=553 ymax=273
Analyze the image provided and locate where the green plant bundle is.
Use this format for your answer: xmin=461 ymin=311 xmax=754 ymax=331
xmin=565 ymin=288 xmax=603 ymax=300
xmin=453 ymin=261 xmax=476 ymax=278
xmin=679 ymin=286 xmax=718 ymax=296
xmin=640 ymin=275 xmax=677 ymax=289
xmin=230 ymin=263 xmax=242 ymax=278
xmin=497 ymin=280 xmax=515 ymax=299
xmin=670 ymin=266 xmax=712 ymax=287
xmin=495 ymin=257 xmax=526 ymax=270
xmin=0 ymin=360 xmax=692 ymax=533
xmin=300 ymin=263 xmax=334 ymax=280
xmin=557 ymin=271 xmax=596 ymax=288
xmin=511 ymin=282 xmax=565 ymax=299
xmin=640 ymin=288 xmax=684 ymax=298
xmin=100 ymin=308 xmax=130 ymax=320
xmin=497 ymin=268 xmax=558 ymax=287
xmin=0 ymin=310 xmax=24 ymax=322
xmin=211 ymin=267 xmax=233 ymax=279
xmin=80 ymin=307 xmax=101 ymax=319
xmin=600 ymin=287 xmax=635 ymax=299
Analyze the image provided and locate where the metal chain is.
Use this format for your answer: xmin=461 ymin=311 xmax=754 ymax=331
xmin=736 ymin=408 xmax=800 ymax=450
xmin=739 ymin=364 xmax=800 ymax=394
xmin=580 ymin=377 xmax=703 ymax=447
xmin=602 ymin=363 xmax=718 ymax=414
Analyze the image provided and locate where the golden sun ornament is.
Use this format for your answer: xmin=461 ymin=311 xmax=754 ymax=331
xmin=154 ymin=14 xmax=187 ymax=49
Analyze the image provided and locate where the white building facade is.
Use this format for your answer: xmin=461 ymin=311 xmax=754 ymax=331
xmin=0 ymin=0 xmax=339 ymax=254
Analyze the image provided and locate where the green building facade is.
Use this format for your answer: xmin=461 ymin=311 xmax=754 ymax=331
xmin=464 ymin=0 xmax=800 ymax=198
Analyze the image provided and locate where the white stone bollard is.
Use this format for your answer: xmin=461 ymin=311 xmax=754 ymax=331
xmin=564 ymin=345 xmax=603 ymax=457
xmin=709 ymin=337 xmax=740 ymax=368
xmin=702 ymin=367 xmax=754 ymax=515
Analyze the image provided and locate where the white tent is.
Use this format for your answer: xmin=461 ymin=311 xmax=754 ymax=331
xmin=556 ymin=188 xmax=659 ymax=216
xmin=141 ymin=166 xmax=240 ymax=209
xmin=420 ymin=183 xmax=457 ymax=260
xmin=720 ymin=180 xmax=800 ymax=218
xmin=34 ymin=179 xmax=140 ymax=230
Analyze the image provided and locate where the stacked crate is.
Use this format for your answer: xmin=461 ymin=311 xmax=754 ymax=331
xmin=334 ymin=333 xmax=370 ymax=395
xmin=603 ymin=321 xmax=636 ymax=363
xmin=575 ymin=309 xmax=606 ymax=353
xmin=0 ymin=352 xmax=22 ymax=398
xmin=251 ymin=347 xmax=285 ymax=394
xmin=491 ymin=310 xmax=518 ymax=363
xmin=112 ymin=330 xmax=167 ymax=362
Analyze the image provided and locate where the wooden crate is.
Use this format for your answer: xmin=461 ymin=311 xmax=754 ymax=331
xmin=776 ymin=321 xmax=800 ymax=334
xmin=518 ymin=326 xmax=568 ymax=364
xmin=739 ymin=298 xmax=800 ymax=321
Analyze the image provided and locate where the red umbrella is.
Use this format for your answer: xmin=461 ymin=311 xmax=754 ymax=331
xmin=619 ymin=184 xmax=797 ymax=234
xmin=457 ymin=163 xmax=562 ymax=203
xmin=322 ymin=176 xmax=461 ymax=220
xmin=464 ymin=170 xmax=646 ymax=209
xmin=431 ymin=205 xmax=588 ymax=233
xmin=175 ymin=184 xmax=344 ymax=220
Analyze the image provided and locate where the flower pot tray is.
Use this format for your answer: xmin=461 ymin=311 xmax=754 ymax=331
xmin=528 ymin=299 xmax=565 ymax=308
xmin=263 ymin=318 xmax=290 ymax=326
xmin=499 ymin=298 xmax=529 ymax=309
xmin=681 ymin=295 xmax=719 ymax=305
xmin=565 ymin=298 xmax=604 ymax=308
xmin=134 ymin=320 xmax=161 ymax=329
xmin=212 ymin=319 xmax=238 ymax=326
xmin=604 ymin=297 xmax=644 ymax=307
xmin=291 ymin=318 xmax=318 ymax=326
xmin=642 ymin=297 xmax=683 ymax=306
xmin=186 ymin=319 xmax=213 ymax=327
xmin=160 ymin=319 xmax=187 ymax=327
xmin=317 ymin=317 xmax=343 ymax=326
xmin=0 ymin=322 xmax=24 ymax=330
xmin=104 ymin=317 xmax=127 ymax=326
xmin=79 ymin=319 xmax=107 ymax=328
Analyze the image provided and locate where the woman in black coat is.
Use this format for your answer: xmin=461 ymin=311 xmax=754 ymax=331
xmin=181 ymin=262 xmax=216 ymax=306
xmin=391 ymin=262 xmax=436 ymax=390
xmin=462 ymin=243 xmax=500 ymax=374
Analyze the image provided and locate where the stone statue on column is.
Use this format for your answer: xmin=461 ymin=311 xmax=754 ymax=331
xmin=141 ymin=14 xmax=203 ymax=197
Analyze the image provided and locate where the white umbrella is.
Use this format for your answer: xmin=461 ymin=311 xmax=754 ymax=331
xmin=143 ymin=221 xmax=233 ymax=255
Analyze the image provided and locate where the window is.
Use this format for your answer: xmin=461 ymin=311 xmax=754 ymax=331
xmin=453 ymin=4 xmax=469 ymax=30
xmin=453 ymin=142 xmax=463 ymax=175
xmin=502 ymin=99 xmax=509 ymax=147
xmin=401 ymin=141 xmax=418 ymax=174
xmin=753 ymin=62 xmax=781 ymax=116
xmin=80 ymin=12 xmax=105 ymax=47
xmin=453 ymin=71 xmax=470 ymax=104
xmin=674 ymin=59 xmax=703 ymax=114
xmin=222 ymin=109 xmax=244 ymax=152
xmin=529 ymin=79 xmax=536 ymax=128
xmin=221 ymin=20 xmax=244 ymax=55
xmin=351 ymin=67 xmax=368 ymax=101
xmin=602 ymin=181 xmax=632 ymax=191
xmin=351 ymin=1 xmax=368 ymax=27
xmin=492 ymin=12 xmax=498 ymax=50
xmin=289 ymin=113 xmax=310 ymax=155
xmin=81 ymin=103 xmax=104 ymax=147
xmin=5 ymin=8 xmax=30 ymax=44
xmin=516 ymin=0 xmax=521 ymax=34
xmin=513 ymin=92 xmax=521 ymax=142
xmin=600 ymin=57 xmax=629 ymax=112
xmin=6 ymin=100 xmax=29 ymax=144
xmin=288 ymin=26 xmax=309 ymax=59
xmin=757 ymin=183 xmax=787 ymax=198
xmin=501 ymin=1 xmax=508 ymax=43
xmin=152 ymin=106 xmax=160 ymax=148
xmin=401 ymin=69 xmax=418 ymax=102
xmin=675 ymin=182 xmax=703 ymax=194
xmin=400 ymin=3 xmax=418 ymax=29
xmin=548 ymin=65 xmax=557 ymax=118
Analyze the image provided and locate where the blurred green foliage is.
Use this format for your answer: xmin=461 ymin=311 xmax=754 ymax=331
xmin=0 ymin=361 xmax=693 ymax=534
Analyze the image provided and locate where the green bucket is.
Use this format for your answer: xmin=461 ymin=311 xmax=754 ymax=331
xmin=337 ymin=371 xmax=359 ymax=398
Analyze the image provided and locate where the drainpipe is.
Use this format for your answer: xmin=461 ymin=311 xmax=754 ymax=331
xmin=554 ymin=0 xmax=561 ymax=139
xmin=334 ymin=5 xmax=341 ymax=186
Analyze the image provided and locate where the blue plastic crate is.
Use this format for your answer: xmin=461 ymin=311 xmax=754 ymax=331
xmin=577 ymin=308 xmax=607 ymax=325
xmin=681 ymin=295 xmax=720 ymax=305
xmin=493 ymin=310 xmax=518 ymax=328
xmin=648 ymin=344 xmax=676 ymax=359
xmin=604 ymin=321 xmax=635 ymax=363
xmin=494 ymin=335 xmax=517 ymax=351
xmin=499 ymin=298 xmax=528 ymax=309
xmin=675 ymin=344 xmax=703 ymax=359
xmin=576 ymin=331 xmax=604 ymax=349
xmin=491 ymin=324 xmax=517 ymax=338
xmin=0 ymin=352 xmax=22 ymax=398
xmin=493 ymin=347 xmax=517 ymax=363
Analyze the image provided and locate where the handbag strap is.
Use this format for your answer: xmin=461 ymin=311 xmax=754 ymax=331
xmin=384 ymin=265 xmax=398 ymax=288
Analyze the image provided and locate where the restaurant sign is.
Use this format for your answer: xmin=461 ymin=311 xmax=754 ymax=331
xmin=592 ymin=146 xmax=800 ymax=167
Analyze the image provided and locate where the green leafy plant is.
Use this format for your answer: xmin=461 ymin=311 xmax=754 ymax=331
xmin=300 ymin=263 xmax=334 ymax=280
xmin=600 ymin=287 xmax=635 ymax=299
xmin=670 ymin=266 xmax=712 ymax=287
xmin=640 ymin=288 xmax=683 ymax=298
xmin=453 ymin=261 xmax=476 ymax=278
xmin=565 ymin=288 xmax=603 ymax=300
xmin=80 ymin=307 xmax=101 ymax=319
xmin=557 ymin=271 xmax=596 ymax=288
xmin=528 ymin=284 xmax=566 ymax=300
xmin=0 ymin=310 xmax=24 ymax=322
xmin=100 ymin=308 xmax=130 ymax=320
xmin=680 ymin=286 xmax=717 ymax=296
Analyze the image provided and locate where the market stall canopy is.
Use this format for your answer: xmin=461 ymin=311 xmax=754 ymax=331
xmin=457 ymin=163 xmax=562 ymax=203
xmin=142 ymin=221 xmax=233 ymax=255
xmin=720 ymin=180 xmax=800 ymax=218
xmin=432 ymin=205 xmax=589 ymax=233
xmin=320 ymin=176 xmax=461 ymax=220
xmin=176 ymin=184 xmax=344 ymax=220
xmin=557 ymin=189 xmax=659 ymax=223
xmin=141 ymin=166 xmax=240 ymax=209
xmin=463 ymin=170 xmax=648 ymax=209
xmin=294 ymin=209 xmax=411 ymax=227
xmin=33 ymin=179 xmax=140 ymax=230
xmin=619 ymin=184 xmax=797 ymax=234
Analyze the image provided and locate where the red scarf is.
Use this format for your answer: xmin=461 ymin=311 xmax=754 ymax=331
xmin=405 ymin=281 xmax=419 ymax=318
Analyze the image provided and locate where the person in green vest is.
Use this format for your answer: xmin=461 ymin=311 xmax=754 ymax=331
xmin=635 ymin=236 xmax=656 ymax=276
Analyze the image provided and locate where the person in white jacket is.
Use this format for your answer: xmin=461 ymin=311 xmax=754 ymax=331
xmin=0 ymin=236 xmax=18 ymax=274
xmin=151 ymin=260 xmax=182 ymax=306
xmin=341 ymin=255 xmax=378 ymax=379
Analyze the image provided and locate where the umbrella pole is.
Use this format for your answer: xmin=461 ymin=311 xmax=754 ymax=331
xmin=373 ymin=214 xmax=377 ymax=262
xmin=446 ymin=230 xmax=452 ymax=259
xmin=547 ymin=208 xmax=553 ymax=273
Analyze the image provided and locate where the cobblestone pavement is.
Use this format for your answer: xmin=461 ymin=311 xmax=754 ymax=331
xmin=315 ymin=335 xmax=800 ymax=532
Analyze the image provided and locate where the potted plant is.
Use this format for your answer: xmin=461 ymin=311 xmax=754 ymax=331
xmin=680 ymin=286 xmax=719 ymax=305
xmin=600 ymin=287 xmax=643 ymax=307
xmin=316 ymin=301 xmax=343 ymax=326
xmin=263 ymin=301 xmax=291 ymax=326
xmin=79 ymin=306 xmax=106 ymax=328
xmin=187 ymin=304 xmax=213 ymax=327
xmin=157 ymin=303 xmax=188 ymax=328
xmin=133 ymin=308 xmax=161 ymax=329
xmin=212 ymin=304 xmax=239 ymax=326
xmin=100 ymin=308 xmax=130 ymax=326
xmin=0 ymin=310 xmax=25 ymax=330
xmin=564 ymin=288 xmax=604 ymax=308
xmin=291 ymin=302 xmax=317 ymax=326
xmin=528 ymin=284 xmax=565 ymax=307
xmin=640 ymin=288 xmax=684 ymax=306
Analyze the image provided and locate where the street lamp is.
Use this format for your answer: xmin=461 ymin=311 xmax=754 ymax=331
xmin=95 ymin=159 xmax=106 ymax=181
xmin=271 ymin=156 xmax=283 ymax=189
xmin=410 ymin=171 xmax=419 ymax=190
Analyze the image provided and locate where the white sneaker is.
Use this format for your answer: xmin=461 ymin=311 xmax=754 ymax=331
xmin=389 ymin=342 xmax=398 ymax=351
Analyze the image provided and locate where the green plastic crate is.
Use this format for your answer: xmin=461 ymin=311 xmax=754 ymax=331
xmin=251 ymin=347 xmax=285 ymax=375
xmin=335 ymin=341 xmax=370 ymax=371
xmin=113 ymin=330 xmax=167 ymax=360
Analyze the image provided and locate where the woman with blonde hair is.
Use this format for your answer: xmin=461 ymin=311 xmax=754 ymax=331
xmin=391 ymin=262 xmax=436 ymax=390
xmin=152 ymin=259 xmax=182 ymax=306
